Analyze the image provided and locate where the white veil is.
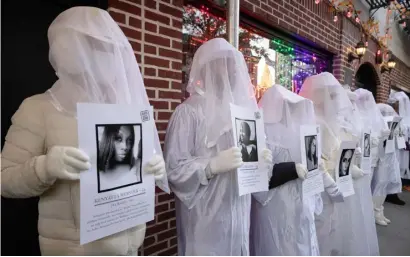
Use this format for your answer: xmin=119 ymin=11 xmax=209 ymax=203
xmin=344 ymin=86 xmax=363 ymax=138
xmin=389 ymin=91 xmax=410 ymax=127
xmin=259 ymin=84 xmax=315 ymax=162
xmin=186 ymin=38 xmax=258 ymax=148
xmin=355 ymin=89 xmax=387 ymax=137
xmin=46 ymin=6 xmax=149 ymax=115
xmin=299 ymin=72 xmax=354 ymax=159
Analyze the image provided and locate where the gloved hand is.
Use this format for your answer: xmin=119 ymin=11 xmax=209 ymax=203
xmin=371 ymin=136 xmax=379 ymax=147
xmin=35 ymin=146 xmax=90 ymax=183
xmin=322 ymin=172 xmax=344 ymax=202
xmin=295 ymin=164 xmax=307 ymax=180
xmin=209 ymin=147 xmax=242 ymax=175
xmin=350 ymin=164 xmax=365 ymax=179
xmin=144 ymin=154 xmax=165 ymax=181
xmin=354 ymin=147 xmax=362 ymax=163
xmin=262 ymin=148 xmax=273 ymax=178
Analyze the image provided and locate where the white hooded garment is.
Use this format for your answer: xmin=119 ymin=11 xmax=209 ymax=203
xmin=373 ymin=104 xmax=402 ymax=196
xmin=250 ymin=85 xmax=321 ymax=256
xmin=1 ymin=7 xmax=168 ymax=255
xmin=299 ymin=72 xmax=367 ymax=256
xmin=389 ymin=91 xmax=410 ymax=179
xmin=164 ymin=38 xmax=258 ymax=256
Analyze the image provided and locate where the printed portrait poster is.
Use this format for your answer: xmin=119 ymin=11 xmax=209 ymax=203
xmin=361 ymin=130 xmax=372 ymax=175
xmin=385 ymin=116 xmax=402 ymax=154
xmin=335 ymin=141 xmax=356 ymax=197
xmin=300 ymin=125 xmax=324 ymax=198
xmin=230 ymin=103 xmax=269 ymax=196
xmin=77 ymin=103 xmax=156 ymax=245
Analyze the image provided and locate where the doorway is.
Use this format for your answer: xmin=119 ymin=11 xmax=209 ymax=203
xmin=1 ymin=0 xmax=106 ymax=255
xmin=355 ymin=62 xmax=380 ymax=100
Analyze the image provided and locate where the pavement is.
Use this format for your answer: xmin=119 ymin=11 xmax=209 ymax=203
xmin=376 ymin=191 xmax=410 ymax=256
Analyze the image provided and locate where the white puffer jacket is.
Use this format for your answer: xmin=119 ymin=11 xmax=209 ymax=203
xmin=1 ymin=94 xmax=146 ymax=255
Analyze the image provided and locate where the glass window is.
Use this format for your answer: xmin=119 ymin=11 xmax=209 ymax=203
xmin=182 ymin=5 xmax=331 ymax=100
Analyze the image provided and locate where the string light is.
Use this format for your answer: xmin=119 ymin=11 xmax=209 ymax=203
xmin=347 ymin=11 xmax=352 ymax=18
xmin=355 ymin=16 xmax=360 ymax=23
xmin=315 ymin=0 xmax=320 ymax=4
xmin=334 ymin=14 xmax=338 ymax=22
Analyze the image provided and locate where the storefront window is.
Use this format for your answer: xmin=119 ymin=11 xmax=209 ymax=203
xmin=182 ymin=5 xmax=330 ymax=100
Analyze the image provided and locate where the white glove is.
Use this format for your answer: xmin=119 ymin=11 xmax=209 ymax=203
xmin=295 ymin=164 xmax=307 ymax=180
xmin=209 ymin=147 xmax=242 ymax=175
xmin=35 ymin=146 xmax=90 ymax=183
xmin=322 ymin=172 xmax=344 ymax=202
xmin=144 ymin=154 xmax=165 ymax=181
xmin=350 ymin=164 xmax=364 ymax=179
xmin=354 ymin=147 xmax=362 ymax=163
xmin=262 ymin=148 xmax=273 ymax=178
xmin=371 ymin=136 xmax=379 ymax=147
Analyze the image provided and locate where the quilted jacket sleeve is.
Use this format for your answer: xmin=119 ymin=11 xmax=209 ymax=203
xmin=1 ymin=96 xmax=54 ymax=198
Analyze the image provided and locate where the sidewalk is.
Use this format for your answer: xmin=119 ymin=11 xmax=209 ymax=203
xmin=377 ymin=191 xmax=410 ymax=256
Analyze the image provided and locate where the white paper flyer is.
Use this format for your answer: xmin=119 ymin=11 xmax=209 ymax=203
xmin=385 ymin=116 xmax=402 ymax=154
xmin=300 ymin=125 xmax=324 ymax=199
xmin=77 ymin=103 xmax=156 ymax=245
xmin=335 ymin=141 xmax=356 ymax=198
xmin=230 ymin=103 xmax=269 ymax=196
xmin=361 ymin=130 xmax=372 ymax=174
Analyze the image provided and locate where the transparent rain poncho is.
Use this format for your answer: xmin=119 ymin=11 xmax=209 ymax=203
xmin=299 ymin=72 xmax=366 ymax=256
xmin=250 ymin=85 xmax=321 ymax=256
xmin=45 ymin=7 xmax=168 ymax=192
xmin=373 ymin=104 xmax=402 ymax=195
xmin=389 ymin=91 xmax=410 ymax=179
xmin=164 ymin=38 xmax=258 ymax=256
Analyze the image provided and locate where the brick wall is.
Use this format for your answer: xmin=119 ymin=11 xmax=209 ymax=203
xmin=106 ymin=0 xmax=410 ymax=255
xmin=108 ymin=0 xmax=182 ymax=255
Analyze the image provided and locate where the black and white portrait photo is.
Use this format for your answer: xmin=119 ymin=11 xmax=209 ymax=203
xmin=305 ymin=135 xmax=318 ymax=171
xmin=364 ymin=133 xmax=371 ymax=157
xmin=388 ymin=121 xmax=398 ymax=140
xmin=339 ymin=149 xmax=354 ymax=177
xmin=236 ymin=119 xmax=258 ymax=162
xmin=96 ymin=124 xmax=142 ymax=193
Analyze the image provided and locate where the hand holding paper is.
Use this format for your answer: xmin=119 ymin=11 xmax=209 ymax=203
xmin=350 ymin=164 xmax=364 ymax=179
xmin=296 ymin=164 xmax=308 ymax=180
xmin=36 ymin=146 xmax=91 ymax=183
xmin=209 ymin=147 xmax=243 ymax=175
xmin=145 ymin=154 xmax=166 ymax=181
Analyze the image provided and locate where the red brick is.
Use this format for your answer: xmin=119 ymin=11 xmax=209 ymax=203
xmin=158 ymin=246 xmax=178 ymax=256
xmin=129 ymin=40 xmax=141 ymax=52
xmin=172 ymin=0 xmax=183 ymax=6
xmin=127 ymin=0 xmax=141 ymax=4
xmin=172 ymin=19 xmax=183 ymax=29
xmin=143 ymin=236 xmax=156 ymax=247
xmin=157 ymin=228 xmax=177 ymax=242
xmin=110 ymin=1 xmax=141 ymax=16
xmin=159 ymin=3 xmax=182 ymax=17
xmin=172 ymin=40 xmax=183 ymax=50
xmin=156 ymin=121 xmax=169 ymax=131
xmin=144 ymin=78 xmax=169 ymax=88
xmin=109 ymin=10 xmax=126 ymax=24
xmin=129 ymin=17 xmax=141 ymax=29
xmin=159 ymin=26 xmax=181 ymax=39
xmin=158 ymin=192 xmax=174 ymax=202
xmin=159 ymin=90 xmax=182 ymax=99
xmin=158 ymin=70 xmax=181 ymax=80
xmin=145 ymin=33 xmax=171 ymax=47
xmin=119 ymin=26 xmax=141 ymax=40
xmin=145 ymin=0 xmax=157 ymax=9
xmin=146 ymin=221 xmax=169 ymax=236
xmin=146 ymin=88 xmax=156 ymax=98
xmin=145 ymin=44 xmax=157 ymax=55
xmin=145 ymin=10 xmax=170 ymax=25
xmin=172 ymin=61 xmax=182 ymax=70
xmin=150 ymin=100 xmax=169 ymax=110
xmin=171 ymin=102 xmax=180 ymax=110
xmin=144 ymin=21 xmax=157 ymax=33
xmin=170 ymin=219 xmax=176 ymax=228
xmin=159 ymin=132 xmax=166 ymax=141
xmin=145 ymin=67 xmax=157 ymax=76
xmin=170 ymin=200 xmax=175 ymax=209
xmin=155 ymin=203 xmax=170 ymax=213
xmin=135 ymin=53 xmax=141 ymax=63
xmin=171 ymin=81 xmax=181 ymax=90
xmin=158 ymin=210 xmax=176 ymax=222
xmin=159 ymin=48 xmax=182 ymax=60
xmin=145 ymin=56 xmax=170 ymax=68
xmin=144 ymin=241 xmax=168 ymax=256
xmin=158 ymin=111 xmax=173 ymax=120
xmin=170 ymin=236 xmax=177 ymax=246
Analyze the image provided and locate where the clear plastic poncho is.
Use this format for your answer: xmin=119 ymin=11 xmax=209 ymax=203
xmin=164 ymin=38 xmax=257 ymax=256
xmin=250 ymin=85 xmax=321 ymax=256
xmin=299 ymin=72 xmax=361 ymax=256
xmin=389 ymin=91 xmax=410 ymax=179
xmin=45 ymin=6 xmax=168 ymax=192
xmin=372 ymin=104 xmax=402 ymax=196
